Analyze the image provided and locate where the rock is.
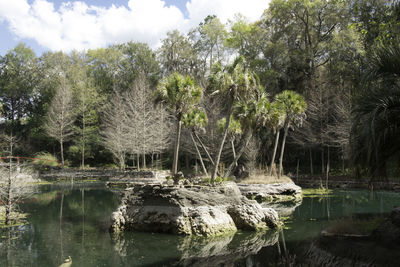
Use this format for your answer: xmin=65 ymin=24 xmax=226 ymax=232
xmin=262 ymin=199 xmax=302 ymax=217
xmin=237 ymin=182 xmax=302 ymax=203
xmin=372 ymin=207 xmax=400 ymax=246
xmin=110 ymin=182 xmax=279 ymax=236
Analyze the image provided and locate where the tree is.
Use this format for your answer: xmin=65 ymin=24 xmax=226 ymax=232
xmin=183 ymin=108 xmax=209 ymax=175
xmin=124 ymin=72 xmax=171 ymax=169
xmin=0 ymin=134 xmax=34 ymax=225
xmin=158 ymin=30 xmax=203 ymax=79
xmin=44 ymin=75 xmax=75 ymax=168
xmin=217 ymin=116 xmax=242 ymax=168
xmin=274 ymin=90 xmax=307 ymax=178
xmin=224 ymin=88 xmax=273 ymax=178
xmin=352 ymin=42 xmax=400 ymax=178
xmin=0 ymin=44 xmax=38 ymax=128
xmin=155 ymin=73 xmax=203 ymax=177
xmin=268 ymin=102 xmax=286 ymax=176
xmin=100 ymin=89 xmax=127 ymax=170
xmin=67 ymin=52 xmax=102 ymax=169
xmin=191 ymin=16 xmax=229 ymax=71
xmin=208 ymin=57 xmax=259 ymax=181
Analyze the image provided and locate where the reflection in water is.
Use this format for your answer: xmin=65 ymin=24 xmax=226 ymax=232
xmin=112 ymin=230 xmax=279 ymax=266
xmin=59 ymin=190 xmax=64 ymax=263
xmin=1 ymin=186 xmax=400 ymax=266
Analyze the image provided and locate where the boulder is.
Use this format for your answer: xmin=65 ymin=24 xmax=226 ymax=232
xmin=237 ymin=182 xmax=302 ymax=203
xmin=110 ymin=182 xmax=279 ymax=236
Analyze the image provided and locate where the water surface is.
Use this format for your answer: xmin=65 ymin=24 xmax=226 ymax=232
xmin=1 ymin=183 xmax=399 ymax=266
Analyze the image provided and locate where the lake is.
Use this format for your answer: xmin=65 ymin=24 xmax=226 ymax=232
xmin=1 ymin=183 xmax=399 ymax=266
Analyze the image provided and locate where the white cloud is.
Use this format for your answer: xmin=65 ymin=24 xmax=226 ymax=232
xmin=0 ymin=0 xmax=270 ymax=52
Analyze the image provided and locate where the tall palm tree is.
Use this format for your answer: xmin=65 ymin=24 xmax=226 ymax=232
xmin=155 ymin=73 xmax=203 ymax=177
xmin=224 ymin=89 xmax=273 ymax=178
xmin=274 ymin=90 xmax=307 ymax=178
xmin=208 ymin=57 xmax=259 ymax=182
xmin=183 ymin=108 xmax=209 ymax=175
xmin=268 ymin=102 xmax=286 ymax=176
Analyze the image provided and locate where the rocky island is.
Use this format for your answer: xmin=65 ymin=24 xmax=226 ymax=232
xmin=110 ymin=182 xmax=281 ymax=236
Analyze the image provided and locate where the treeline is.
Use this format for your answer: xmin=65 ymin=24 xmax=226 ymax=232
xmin=0 ymin=0 xmax=399 ymax=179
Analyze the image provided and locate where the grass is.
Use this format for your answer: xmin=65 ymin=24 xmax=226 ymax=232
xmin=238 ymin=172 xmax=294 ymax=184
xmin=302 ymin=188 xmax=333 ymax=197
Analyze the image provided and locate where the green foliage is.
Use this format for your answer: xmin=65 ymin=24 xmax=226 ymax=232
xmin=352 ymin=43 xmax=400 ymax=177
xmin=182 ymin=108 xmax=208 ymax=129
xmin=32 ymin=152 xmax=59 ymax=167
xmin=274 ymin=90 xmax=307 ymax=119
xmin=217 ymin=116 xmax=242 ymax=134
xmin=202 ymin=177 xmax=211 ymax=184
xmin=155 ymin=72 xmax=203 ymax=117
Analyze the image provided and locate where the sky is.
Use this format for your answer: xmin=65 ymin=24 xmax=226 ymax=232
xmin=0 ymin=0 xmax=271 ymax=56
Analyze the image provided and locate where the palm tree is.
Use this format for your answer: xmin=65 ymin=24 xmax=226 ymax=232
xmin=224 ymin=89 xmax=272 ymax=178
xmin=155 ymin=73 xmax=203 ymax=178
xmin=183 ymin=108 xmax=209 ymax=175
xmin=217 ymin=116 xmax=242 ymax=167
xmin=274 ymin=90 xmax=307 ymax=178
xmin=268 ymin=102 xmax=286 ymax=177
xmin=208 ymin=57 xmax=259 ymax=182
xmin=352 ymin=43 xmax=400 ymax=178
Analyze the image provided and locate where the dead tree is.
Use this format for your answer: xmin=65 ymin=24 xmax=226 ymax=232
xmin=44 ymin=76 xmax=75 ymax=168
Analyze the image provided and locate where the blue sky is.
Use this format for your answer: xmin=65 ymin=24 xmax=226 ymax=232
xmin=0 ymin=0 xmax=270 ymax=56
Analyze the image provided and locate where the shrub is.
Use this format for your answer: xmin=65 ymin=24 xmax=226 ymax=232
xmin=215 ymin=177 xmax=223 ymax=183
xmin=202 ymin=177 xmax=211 ymax=184
xmin=32 ymin=152 xmax=59 ymax=167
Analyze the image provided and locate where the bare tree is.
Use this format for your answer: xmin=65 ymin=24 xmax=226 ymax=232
xmin=100 ymin=89 xmax=128 ymax=170
xmin=44 ymin=76 xmax=75 ymax=168
xmin=0 ymin=135 xmax=35 ymax=225
xmin=124 ymin=72 xmax=171 ymax=170
xmin=0 ymin=166 xmax=35 ymax=225
xmin=101 ymin=73 xmax=171 ymax=170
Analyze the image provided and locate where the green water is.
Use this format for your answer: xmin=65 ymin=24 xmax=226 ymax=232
xmin=0 ymin=184 xmax=399 ymax=266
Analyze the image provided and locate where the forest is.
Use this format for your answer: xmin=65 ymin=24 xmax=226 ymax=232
xmin=1 ymin=0 xmax=399 ymax=181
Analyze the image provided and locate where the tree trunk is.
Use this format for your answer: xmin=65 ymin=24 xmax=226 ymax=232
xmin=212 ymin=112 xmax=232 ymax=182
xmin=224 ymin=130 xmax=253 ymax=178
xmin=309 ymin=147 xmax=314 ymax=175
xmin=194 ymin=131 xmax=215 ymax=165
xmin=137 ymin=153 xmax=140 ymax=171
xmin=326 ymin=146 xmax=330 ymax=189
xmin=269 ymin=130 xmax=280 ymax=176
xmin=321 ymin=147 xmax=325 ymax=175
xmin=194 ymin=132 xmax=223 ymax=177
xmin=296 ymin=158 xmax=300 ymax=183
xmin=60 ymin=137 xmax=64 ymax=169
xmin=278 ymin=122 xmax=290 ymax=179
xmin=190 ymin=132 xmax=208 ymax=176
xmin=172 ymin=119 xmax=182 ymax=175
xmin=81 ymin=114 xmax=85 ymax=170
xmin=142 ymin=153 xmax=146 ymax=169
xmin=231 ymin=138 xmax=237 ymax=167
xmin=341 ymin=146 xmax=345 ymax=175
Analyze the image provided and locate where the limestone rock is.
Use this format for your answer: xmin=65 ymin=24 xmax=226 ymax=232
xmin=110 ymin=182 xmax=279 ymax=236
xmin=237 ymin=182 xmax=302 ymax=203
